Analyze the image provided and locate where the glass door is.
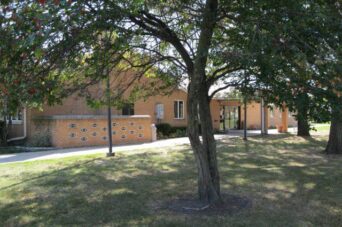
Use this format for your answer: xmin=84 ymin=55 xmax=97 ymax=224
xmin=226 ymin=106 xmax=239 ymax=129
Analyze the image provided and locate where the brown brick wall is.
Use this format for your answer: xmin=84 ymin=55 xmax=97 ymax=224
xmin=29 ymin=116 xmax=153 ymax=148
xmin=135 ymin=89 xmax=189 ymax=127
xmin=7 ymin=123 xmax=24 ymax=138
xmin=25 ymin=86 xmax=297 ymax=147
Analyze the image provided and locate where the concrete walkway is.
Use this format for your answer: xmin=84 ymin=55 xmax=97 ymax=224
xmin=0 ymin=129 xmax=294 ymax=164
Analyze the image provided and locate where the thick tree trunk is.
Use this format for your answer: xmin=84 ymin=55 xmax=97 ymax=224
xmin=185 ymin=0 xmax=221 ymax=205
xmin=325 ymin=110 xmax=342 ymax=154
xmin=297 ymin=115 xmax=310 ymax=137
xmin=296 ymin=93 xmax=311 ymax=137
xmin=187 ymin=80 xmax=221 ymax=205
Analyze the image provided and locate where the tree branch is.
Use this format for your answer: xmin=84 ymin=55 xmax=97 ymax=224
xmin=209 ymin=81 xmax=243 ymax=100
xmin=128 ymin=11 xmax=194 ymax=73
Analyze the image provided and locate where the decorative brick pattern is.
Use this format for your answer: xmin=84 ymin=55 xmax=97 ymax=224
xmin=69 ymin=123 xmax=77 ymax=128
xmin=37 ymin=116 xmax=152 ymax=148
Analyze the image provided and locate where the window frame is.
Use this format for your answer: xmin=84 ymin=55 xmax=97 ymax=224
xmin=174 ymin=100 xmax=185 ymax=120
xmin=5 ymin=109 xmax=23 ymax=125
xmin=155 ymin=103 xmax=164 ymax=120
xmin=122 ymin=103 xmax=135 ymax=116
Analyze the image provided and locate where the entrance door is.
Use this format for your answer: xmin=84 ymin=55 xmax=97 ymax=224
xmin=220 ymin=106 xmax=240 ymax=131
xmin=226 ymin=106 xmax=240 ymax=130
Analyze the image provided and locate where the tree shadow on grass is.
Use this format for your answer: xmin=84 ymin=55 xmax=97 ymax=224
xmin=0 ymin=135 xmax=341 ymax=226
xmin=0 ymin=150 xmax=201 ymax=226
xmin=217 ymin=134 xmax=342 ymax=226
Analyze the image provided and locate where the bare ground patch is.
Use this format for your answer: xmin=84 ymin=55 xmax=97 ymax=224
xmin=155 ymin=193 xmax=252 ymax=216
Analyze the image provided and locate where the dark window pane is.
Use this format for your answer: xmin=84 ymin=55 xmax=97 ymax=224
xmin=179 ymin=101 xmax=184 ymax=118
xmin=122 ymin=103 xmax=134 ymax=115
xmin=174 ymin=101 xmax=178 ymax=118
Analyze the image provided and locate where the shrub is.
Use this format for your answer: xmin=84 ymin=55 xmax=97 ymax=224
xmin=156 ymin=124 xmax=187 ymax=139
xmin=174 ymin=128 xmax=187 ymax=137
xmin=156 ymin=123 xmax=173 ymax=136
xmin=26 ymin=133 xmax=51 ymax=147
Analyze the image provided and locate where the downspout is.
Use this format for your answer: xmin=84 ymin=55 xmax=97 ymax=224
xmin=7 ymin=108 xmax=27 ymax=142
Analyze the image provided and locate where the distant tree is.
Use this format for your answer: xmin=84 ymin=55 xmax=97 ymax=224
xmin=234 ymin=1 xmax=341 ymax=145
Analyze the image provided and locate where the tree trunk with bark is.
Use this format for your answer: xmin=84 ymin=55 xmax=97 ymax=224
xmin=297 ymin=113 xmax=310 ymax=137
xmin=326 ymin=109 xmax=342 ymax=154
xmin=297 ymin=117 xmax=310 ymax=136
xmin=296 ymin=93 xmax=311 ymax=137
xmin=187 ymin=79 xmax=221 ymax=205
xmin=186 ymin=0 xmax=221 ymax=205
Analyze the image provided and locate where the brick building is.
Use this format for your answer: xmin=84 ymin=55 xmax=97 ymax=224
xmin=6 ymin=74 xmax=296 ymax=148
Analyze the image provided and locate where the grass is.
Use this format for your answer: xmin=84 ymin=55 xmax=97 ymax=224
xmin=0 ymin=134 xmax=341 ymax=226
xmin=311 ymin=123 xmax=331 ymax=134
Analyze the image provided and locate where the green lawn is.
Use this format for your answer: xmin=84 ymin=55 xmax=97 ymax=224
xmin=311 ymin=123 xmax=331 ymax=134
xmin=0 ymin=135 xmax=341 ymax=226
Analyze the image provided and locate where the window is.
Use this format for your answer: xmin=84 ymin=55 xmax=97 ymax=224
xmin=122 ymin=103 xmax=134 ymax=115
xmin=155 ymin=103 xmax=164 ymax=119
xmin=7 ymin=109 xmax=23 ymax=124
xmin=174 ymin=100 xmax=184 ymax=119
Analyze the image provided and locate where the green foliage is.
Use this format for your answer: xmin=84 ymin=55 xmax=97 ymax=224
xmin=156 ymin=123 xmax=187 ymax=139
xmin=26 ymin=133 xmax=51 ymax=147
xmin=156 ymin=123 xmax=173 ymax=136
xmin=233 ymin=1 xmax=341 ymax=124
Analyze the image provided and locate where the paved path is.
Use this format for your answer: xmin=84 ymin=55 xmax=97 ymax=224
xmin=0 ymin=129 xmax=294 ymax=164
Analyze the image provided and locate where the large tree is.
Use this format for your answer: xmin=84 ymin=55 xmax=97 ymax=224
xmin=4 ymin=0 xmax=247 ymax=205
xmin=235 ymin=1 xmax=341 ymax=147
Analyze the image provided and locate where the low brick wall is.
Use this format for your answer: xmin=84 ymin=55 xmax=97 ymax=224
xmin=30 ymin=115 xmax=153 ymax=148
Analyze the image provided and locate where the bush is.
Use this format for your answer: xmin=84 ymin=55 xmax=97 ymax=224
xmin=173 ymin=128 xmax=187 ymax=137
xmin=156 ymin=124 xmax=187 ymax=139
xmin=156 ymin=123 xmax=173 ymax=136
xmin=26 ymin=133 xmax=51 ymax=147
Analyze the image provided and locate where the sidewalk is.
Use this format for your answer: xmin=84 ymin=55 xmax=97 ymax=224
xmin=0 ymin=129 xmax=295 ymax=164
xmin=1 ymin=135 xmax=236 ymax=164
xmin=0 ymin=137 xmax=184 ymax=164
